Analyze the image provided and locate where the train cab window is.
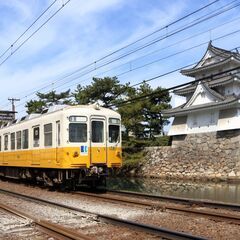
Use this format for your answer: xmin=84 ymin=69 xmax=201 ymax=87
xmin=33 ymin=126 xmax=40 ymax=147
xmin=44 ymin=123 xmax=52 ymax=146
xmin=108 ymin=118 xmax=120 ymax=143
xmin=11 ymin=132 xmax=15 ymax=150
xmin=22 ymin=129 xmax=29 ymax=149
xmin=17 ymin=131 xmax=21 ymax=149
xmin=69 ymin=123 xmax=87 ymax=142
xmin=109 ymin=125 xmax=120 ymax=143
xmin=4 ymin=135 xmax=8 ymax=151
xmin=92 ymin=121 xmax=104 ymax=143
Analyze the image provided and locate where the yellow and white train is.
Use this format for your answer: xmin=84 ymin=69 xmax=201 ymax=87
xmin=0 ymin=104 xmax=122 ymax=188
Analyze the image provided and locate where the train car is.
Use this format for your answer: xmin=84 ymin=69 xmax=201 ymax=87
xmin=0 ymin=104 xmax=122 ymax=188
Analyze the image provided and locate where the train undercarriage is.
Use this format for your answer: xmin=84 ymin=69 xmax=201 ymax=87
xmin=0 ymin=166 xmax=107 ymax=189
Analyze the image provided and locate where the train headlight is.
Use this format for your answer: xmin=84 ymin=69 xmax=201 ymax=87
xmin=98 ymin=167 xmax=103 ymax=173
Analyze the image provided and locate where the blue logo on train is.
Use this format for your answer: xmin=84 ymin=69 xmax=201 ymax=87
xmin=80 ymin=146 xmax=88 ymax=154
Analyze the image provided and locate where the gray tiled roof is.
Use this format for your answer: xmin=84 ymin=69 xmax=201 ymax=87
xmin=181 ymin=42 xmax=240 ymax=77
xmin=162 ymin=95 xmax=239 ymax=117
xmin=181 ymin=57 xmax=240 ymax=77
xmin=174 ymin=75 xmax=239 ymax=96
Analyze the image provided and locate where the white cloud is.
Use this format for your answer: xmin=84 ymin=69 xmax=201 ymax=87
xmin=0 ymin=0 xmax=238 ymax=117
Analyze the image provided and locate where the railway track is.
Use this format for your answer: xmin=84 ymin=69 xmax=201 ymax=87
xmin=73 ymin=190 xmax=240 ymax=225
xmin=108 ymin=189 xmax=240 ymax=210
xmin=0 ymin=202 xmax=93 ymax=240
xmin=0 ymin=188 xmax=207 ymax=240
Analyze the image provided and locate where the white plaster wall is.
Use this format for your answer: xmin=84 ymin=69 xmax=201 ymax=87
xmin=217 ymin=108 xmax=240 ymax=131
xmin=191 ymin=91 xmax=215 ymax=105
xmin=185 ymin=84 xmax=218 ymax=107
xmin=186 ymin=110 xmax=218 ymax=133
xmin=168 ymin=116 xmax=187 ymax=136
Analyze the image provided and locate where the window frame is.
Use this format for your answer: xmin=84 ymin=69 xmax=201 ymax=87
xmin=4 ymin=134 xmax=9 ymax=151
xmin=108 ymin=124 xmax=120 ymax=143
xmin=69 ymin=122 xmax=87 ymax=143
xmin=33 ymin=126 xmax=40 ymax=148
xmin=10 ymin=132 xmax=15 ymax=150
xmin=44 ymin=123 xmax=53 ymax=147
xmin=22 ymin=129 xmax=29 ymax=149
xmin=91 ymin=120 xmax=104 ymax=143
xmin=16 ymin=131 xmax=21 ymax=150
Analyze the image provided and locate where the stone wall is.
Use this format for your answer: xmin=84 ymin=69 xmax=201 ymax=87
xmin=139 ymin=130 xmax=240 ymax=181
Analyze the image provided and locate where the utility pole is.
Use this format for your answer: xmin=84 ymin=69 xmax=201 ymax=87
xmin=8 ymin=98 xmax=20 ymax=120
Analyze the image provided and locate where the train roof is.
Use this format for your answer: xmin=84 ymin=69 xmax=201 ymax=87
xmin=0 ymin=104 xmax=120 ymax=130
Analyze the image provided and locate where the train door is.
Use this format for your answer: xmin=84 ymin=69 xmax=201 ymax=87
xmin=90 ymin=117 xmax=107 ymax=164
xmin=32 ymin=126 xmax=40 ymax=166
xmin=56 ymin=121 xmax=61 ymax=164
xmin=3 ymin=134 xmax=9 ymax=165
xmin=107 ymin=118 xmax=121 ymax=166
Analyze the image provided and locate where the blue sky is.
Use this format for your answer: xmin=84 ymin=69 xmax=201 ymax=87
xmin=0 ymin=0 xmax=239 ymax=117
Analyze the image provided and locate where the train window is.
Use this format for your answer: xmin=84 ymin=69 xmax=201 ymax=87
xmin=22 ymin=129 xmax=29 ymax=149
xmin=109 ymin=125 xmax=120 ymax=143
xmin=11 ymin=132 xmax=15 ymax=150
xmin=17 ymin=131 xmax=21 ymax=149
xmin=33 ymin=126 xmax=40 ymax=147
xmin=44 ymin=123 xmax=52 ymax=146
xmin=69 ymin=123 xmax=87 ymax=142
xmin=92 ymin=121 xmax=104 ymax=143
xmin=4 ymin=135 xmax=8 ymax=151
xmin=57 ymin=121 xmax=61 ymax=146
xmin=69 ymin=116 xmax=87 ymax=122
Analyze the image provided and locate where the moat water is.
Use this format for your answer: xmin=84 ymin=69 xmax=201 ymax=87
xmin=107 ymin=177 xmax=240 ymax=204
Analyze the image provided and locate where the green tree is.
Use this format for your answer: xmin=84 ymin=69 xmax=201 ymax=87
xmin=25 ymin=99 xmax=46 ymax=114
xmin=25 ymin=90 xmax=71 ymax=114
xmin=73 ymin=77 xmax=129 ymax=108
xmin=118 ymin=83 xmax=171 ymax=138
xmin=36 ymin=89 xmax=71 ymax=105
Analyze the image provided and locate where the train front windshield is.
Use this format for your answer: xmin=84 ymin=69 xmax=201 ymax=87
xmin=109 ymin=118 xmax=120 ymax=143
xmin=109 ymin=125 xmax=120 ymax=143
xmin=69 ymin=123 xmax=87 ymax=142
xmin=69 ymin=116 xmax=88 ymax=142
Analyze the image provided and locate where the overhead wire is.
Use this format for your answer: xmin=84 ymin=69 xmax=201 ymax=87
xmin=16 ymin=66 xmax=240 ymax=115
xmin=96 ymin=0 xmax=240 ymax=68
xmin=0 ymin=0 xmax=58 ymax=60
xmin=113 ymin=66 xmax=240 ymax=108
xmin=5 ymin=0 xmax=239 ymax=110
xmin=37 ymin=26 xmax=240 ymax=97
xmin=13 ymin=39 xmax=240 ymax=112
xmin=35 ymin=0 xmax=220 ymax=85
xmin=3 ymin=0 xmax=223 ymax=101
xmin=0 ymin=0 xmax=71 ymax=67
xmin=15 ymin=42 xmax=240 ymax=115
xmin=93 ymin=0 xmax=220 ymax=64
xmin=86 ymin=14 xmax=240 ymax=80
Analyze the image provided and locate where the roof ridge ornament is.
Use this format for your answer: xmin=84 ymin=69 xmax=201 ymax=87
xmin=208 ymin=40 xmax=213 ymax=49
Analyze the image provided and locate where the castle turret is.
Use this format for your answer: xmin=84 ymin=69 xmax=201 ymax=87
xmin=163 ymin=41 xmax=240 ymax=136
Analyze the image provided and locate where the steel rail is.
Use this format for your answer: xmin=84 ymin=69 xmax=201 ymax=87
xmin=74 ymin=191 xmax=240 ymax=225
xmin=0 ymin=202 xmax=93 ymax=240
xmin=108 ymin=189 xmax=240 ymax=211
xmin=0 ymin=188 xmax=207 ymax=240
